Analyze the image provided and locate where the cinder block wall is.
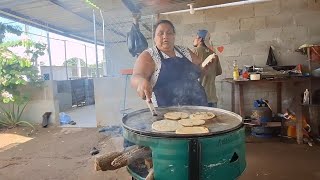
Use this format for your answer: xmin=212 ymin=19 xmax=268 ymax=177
xmin=160 ymin=0 xmax=320 ymax=115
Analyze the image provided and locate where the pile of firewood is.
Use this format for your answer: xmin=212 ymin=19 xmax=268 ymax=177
xmin=94 ymin=145 xmax=154 ymax=179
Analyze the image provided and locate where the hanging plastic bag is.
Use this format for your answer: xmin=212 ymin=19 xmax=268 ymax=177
xmin=266 ymin=46 xmax=277 ymax=66
xmin=127 ymin=23 xmax=148 ymax=57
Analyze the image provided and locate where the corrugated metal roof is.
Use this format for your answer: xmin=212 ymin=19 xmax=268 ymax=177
xmin=0 ymin=0 xmax=240 ymax=45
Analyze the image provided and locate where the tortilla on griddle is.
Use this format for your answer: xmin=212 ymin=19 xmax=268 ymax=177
xmin=178 ymin=118 xmax=205 ymax=127
xmin=164 ymin=112 xmax=189 ymax=120
xmin=189 ymin=112 xmax=215 ymax=120
xmin=175 ymin=126 xmax=209 ymax=134
xmin=152 ymin=120 xmax=183 ymax=132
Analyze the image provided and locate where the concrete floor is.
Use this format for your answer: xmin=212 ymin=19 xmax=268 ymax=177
xmin=61 ymin=105 xmax=96 ymax=128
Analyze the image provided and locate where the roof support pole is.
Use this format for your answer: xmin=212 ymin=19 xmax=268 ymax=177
xmin=99 ymin=10 xmax=107 ymax=77
xmin=84 ymin=44 xmax=88 ymax=77
xmin=46 ymin=31 xmax=53 ymax=80
xmin=93 ymin=9 xmax=99 ymax=78
xmin=64 ymin=40 xmax=68 ymax=80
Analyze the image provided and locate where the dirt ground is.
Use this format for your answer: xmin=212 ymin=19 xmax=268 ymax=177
xmin=1 ymin=126 xmax=320 ymax=180
xmin=0 ymin=126 xmax=130 ymax=180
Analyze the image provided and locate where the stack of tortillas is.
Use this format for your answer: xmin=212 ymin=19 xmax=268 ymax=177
xmin=151 ymin=111 xmax=215 ymax=134
xmin=152 ymin=112 xmax=188 ymax=132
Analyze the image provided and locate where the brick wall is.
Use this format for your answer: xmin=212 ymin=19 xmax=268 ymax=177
xmin=160 ymin=0 xmax=320 ymax=115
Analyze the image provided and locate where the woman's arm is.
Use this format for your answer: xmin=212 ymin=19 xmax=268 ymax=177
xmin=131 ymin=51 xmax=155 ymax=101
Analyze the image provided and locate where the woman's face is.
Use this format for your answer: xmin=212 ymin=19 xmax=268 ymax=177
xmin=154 ymin=23 xmax=175 ymax=51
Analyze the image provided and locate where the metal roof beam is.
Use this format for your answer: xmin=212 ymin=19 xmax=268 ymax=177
xmin=48 ymin=0 xmax=126 ymax=38
xmin=0 ymin=8 xmax=104 ymax=45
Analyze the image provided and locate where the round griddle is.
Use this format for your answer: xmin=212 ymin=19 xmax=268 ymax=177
xmin=122 ymin=106 xmax=243 ymax=138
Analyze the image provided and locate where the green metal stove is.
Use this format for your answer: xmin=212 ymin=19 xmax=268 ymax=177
xmin=122 ymin=106 xmax=246 ymax=180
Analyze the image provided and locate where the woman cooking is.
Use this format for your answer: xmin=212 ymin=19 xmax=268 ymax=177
xmin=131 ymin=20 xmax=217 ymax=107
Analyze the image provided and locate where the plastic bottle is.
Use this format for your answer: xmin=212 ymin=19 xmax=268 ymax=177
xmin=233 ymin=60 xmax=240 ymax=80
xmin=303 ymin=89 xmax=310 ymax=105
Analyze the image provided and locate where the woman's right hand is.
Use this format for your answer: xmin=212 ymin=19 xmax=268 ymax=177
xmin=136 ymin=78 xmax=152 ymax=101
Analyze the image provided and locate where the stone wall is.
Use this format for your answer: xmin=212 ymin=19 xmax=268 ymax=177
xmin=160 ymin=0 xmax=320 ymax=115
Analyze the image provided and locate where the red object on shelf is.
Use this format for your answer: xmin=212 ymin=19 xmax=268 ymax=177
xmin=242 ymin=71 xmax=249 ymax=79
xmin=120 ymin=69 xmax=133 ymax=75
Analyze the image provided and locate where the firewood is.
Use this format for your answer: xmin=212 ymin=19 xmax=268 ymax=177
xmin=145 ymin=168 xmax=154 ymax=180
xmin=111 ymin=146 xmax=151 ymax=168
xmin=94 ymin=151 xmax=122 ymax=171
xmin=94 ymin=145 xmax=151 ymax=171
xmin=144 ymin=158 xmax=153 ymax=169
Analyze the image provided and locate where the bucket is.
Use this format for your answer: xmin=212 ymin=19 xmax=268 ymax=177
xmin=251 ymin=107 xmax=273 ymax=137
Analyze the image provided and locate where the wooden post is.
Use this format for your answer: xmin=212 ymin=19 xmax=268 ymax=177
xmin=276 ymin=82 xmax=282 ymax=113
xmin=296 ymin=105 xmax=303 ymax=144
xmin=239 ymin=84 xmax=244 ymax=117
xmin=231 ymin=83 xmax=235 ymax=113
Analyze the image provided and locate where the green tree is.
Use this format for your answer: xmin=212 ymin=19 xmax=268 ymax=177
xmin=63 ymin=57 xmax=86 ymax=67
xmin=0 ymin=39 xmax=46 ymax=128
xmin=88 ymin=62 xmax=103 ymax=68
xmin=0 ymin=22 xmax=22 ymax=43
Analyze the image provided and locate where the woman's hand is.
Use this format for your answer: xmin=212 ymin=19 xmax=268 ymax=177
xmin=136 ymin=77 xmax=152 ymax=101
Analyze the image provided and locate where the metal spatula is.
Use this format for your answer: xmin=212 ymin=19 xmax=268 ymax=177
xmin=145 ymin=99 xmax=158 ymax=116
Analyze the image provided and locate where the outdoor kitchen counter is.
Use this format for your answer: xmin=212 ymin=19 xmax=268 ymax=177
xmin=223 ymin=76 xmax=312 ymax=144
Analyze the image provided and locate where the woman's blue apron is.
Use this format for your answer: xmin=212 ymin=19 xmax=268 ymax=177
xmin=123 ymin=47 xmax=207 ymax=147
xmin=153 ymin=47 xmax=207 ymax=107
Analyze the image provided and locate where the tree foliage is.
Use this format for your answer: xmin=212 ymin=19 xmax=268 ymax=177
xmin=0 ymin=22 xmax=46 ymax=129
xmin=63 ymin=57 xmax=86 ymax=67
xmin=0 ymin=40 xmax=45 ymax=103
xmin=0 ymin=22 xmax=22 ymax=43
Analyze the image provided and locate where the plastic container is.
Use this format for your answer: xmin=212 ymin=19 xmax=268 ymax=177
xmin=250 ymin=73 xmax=261 ymax=80
xmin=233 ymin=60 xmax=240 ymax=80
xmin=303 ymin=89 xmax=310 ymax=105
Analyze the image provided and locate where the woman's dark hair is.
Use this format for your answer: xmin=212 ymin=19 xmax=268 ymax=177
xmin=153 ymin=20 xmax=176 ymax=37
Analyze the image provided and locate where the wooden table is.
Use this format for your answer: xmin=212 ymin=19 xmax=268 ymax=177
xmin=223 ymin=77 xmax=310 ymax=117
xmin=223 ymin=77 xmax=310 ymax=144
